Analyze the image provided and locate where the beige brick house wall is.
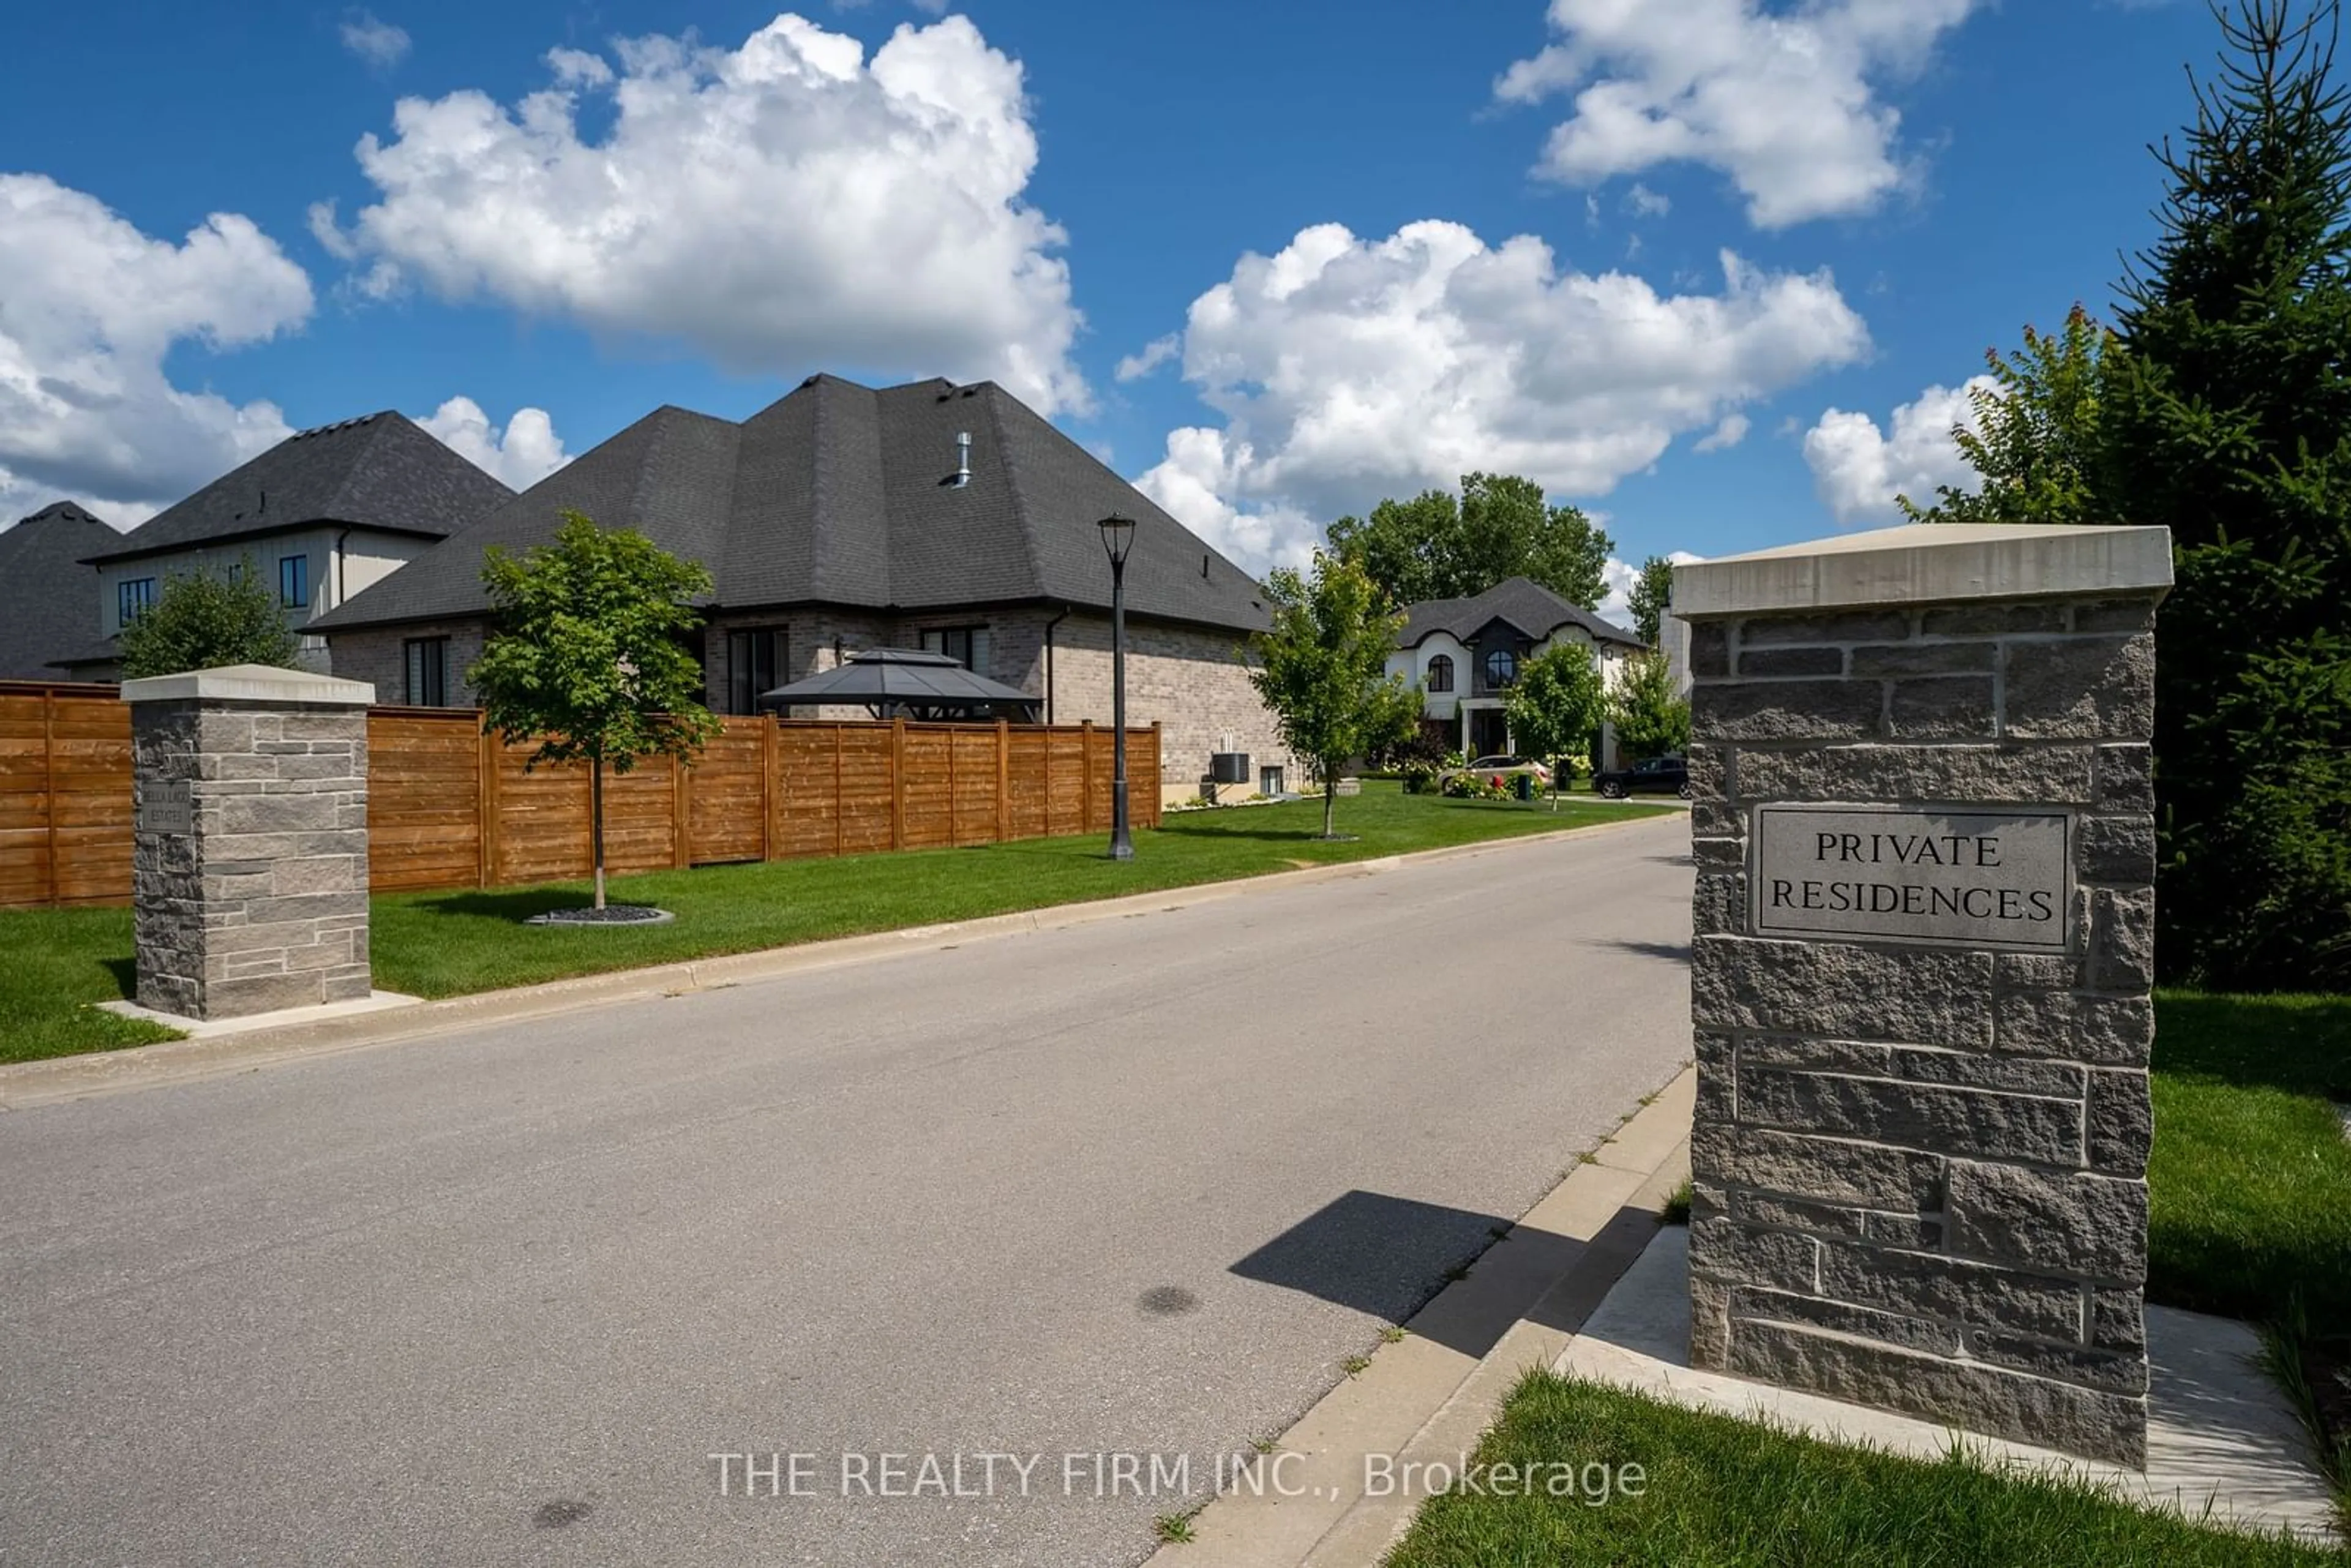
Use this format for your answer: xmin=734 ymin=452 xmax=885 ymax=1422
xmin=1048 ymin=613 xmax=1291 ymax=800
xmin=326 ymin=620 xmax=490 ymax=706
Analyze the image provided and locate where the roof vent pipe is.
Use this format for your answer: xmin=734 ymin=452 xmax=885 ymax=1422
xmin=954 ymin=432 xmax=972 ymax=488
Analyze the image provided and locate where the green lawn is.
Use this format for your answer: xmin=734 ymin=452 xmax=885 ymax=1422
xmin=1385 ymin=1371 xmax=2344 ymax=1567
xmin=0 ymin=783 xmax=1667 ymax=1063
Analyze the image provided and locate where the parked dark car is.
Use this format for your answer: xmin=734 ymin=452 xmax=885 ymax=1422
xmin=1594 ymin=754 xmax=1691 ymax=800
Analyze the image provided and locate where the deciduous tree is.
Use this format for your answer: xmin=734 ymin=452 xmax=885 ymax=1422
xmin=469 ymin=512 xmax=720 ymax=910
xmin=1504 ymin=643 xmax=1607 ymax=809
xmin=116 ymin=558 xmax=301 ymax=680
xmin=1625 ymin=556 xmax=1678 ymax=647
xmin=1246 ymin=552 xmax=1419 ymax=839
xmin=1607 ymin=650 xmax=1692 ymax=763
xmin=1329 ymin=473 xmax=1616 ymax=610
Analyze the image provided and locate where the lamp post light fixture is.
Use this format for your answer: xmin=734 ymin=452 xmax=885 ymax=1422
xmin=1097 ymin=513 xmax=1137 ymax=861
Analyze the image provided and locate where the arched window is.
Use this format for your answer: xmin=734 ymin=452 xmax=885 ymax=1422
xmin=1485 ymin=648 xmax=1517 ymax=689
xmin=1425 ymin=655 xmax=1453 ymax=693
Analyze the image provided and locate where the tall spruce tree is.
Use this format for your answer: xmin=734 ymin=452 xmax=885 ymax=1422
xmin=2106 ymin=0 xmax=2351 ymax=987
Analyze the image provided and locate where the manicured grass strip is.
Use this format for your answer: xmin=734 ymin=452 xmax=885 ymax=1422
xmin=1385 ymin=1371 xmax=2344 ymax=1567
xmin=369 ymin=786 xmax=1666 ymax=999
xmin=2146 ymin=990 xmax=2351 ymax=1514
xmin=0 ymin=785 xmax=1667 ymax=1059
xmin=0 ymin=908 xmax=182 ymax=1065
xmin=2146 ymin=991 xmax=2351 ymax=1327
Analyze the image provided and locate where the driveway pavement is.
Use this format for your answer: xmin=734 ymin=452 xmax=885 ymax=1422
xmin=0 ymin=814 xmax=1693 ymax=1568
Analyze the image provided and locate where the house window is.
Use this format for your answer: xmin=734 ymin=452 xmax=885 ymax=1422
xmin=920 ymin=626 xmax=992 ymax=678
xmin=403 ymin=637 xmax=449 ymax=707
xmin=279 ymin=554 xmax=310 ymax=610
xmin=727 ymin=628 xmax=784 ymax=715
xmin=118 ymin=578 xmax=156 ymax=626
xmin=1484 ymin=648 xmax=1518 ymax=689
xmin=1425 ymin=654 xmax=1454 ymax=693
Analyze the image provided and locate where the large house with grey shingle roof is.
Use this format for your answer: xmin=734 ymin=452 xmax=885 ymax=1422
xmin=315 ymin=373 xmax=1295 ymax=802
xmin=51 ymin=412 xmax=514 ymax=680
xmin=1387 ymin=577 xmax=1646 ymax=764
xmin=0 ymin=503 xmax=121 ymax=680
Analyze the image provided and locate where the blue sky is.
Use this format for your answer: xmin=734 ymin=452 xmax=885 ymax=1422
xmin=0 ymin=0 xmax=2221 ymax=615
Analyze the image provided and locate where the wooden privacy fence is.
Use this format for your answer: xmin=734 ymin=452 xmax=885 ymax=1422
xmin=366 ymin=711 xmax=1163 ymax=892
xmin=0 ymin=680 xmax=1160 ymax=908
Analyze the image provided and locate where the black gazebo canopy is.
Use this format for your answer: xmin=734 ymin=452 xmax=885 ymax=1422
xmin=757 ymin=648 xmax=1043 ymax=722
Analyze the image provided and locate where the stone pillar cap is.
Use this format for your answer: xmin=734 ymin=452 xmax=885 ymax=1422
xmin=1671 ymin=522 xmax=2172 ymax=619
xmin=119 ymin=663 xmax=377 ymax=707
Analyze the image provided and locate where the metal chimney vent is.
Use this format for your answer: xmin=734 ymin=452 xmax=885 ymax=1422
xmin=954 ymin=431 xmax=972 ymax=488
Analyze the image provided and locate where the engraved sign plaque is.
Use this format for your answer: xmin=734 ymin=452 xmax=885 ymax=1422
xmin=139 ymin=779 xmax=192 ymax=836
xmin=1751 ymin=805 xmax=2071 ymax=953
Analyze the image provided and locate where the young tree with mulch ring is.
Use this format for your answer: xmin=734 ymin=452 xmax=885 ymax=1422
xmin=1247 ymin=551 xmax=1419 ymax=840
xmin=469 ymin=511 xmax=720 ymax=911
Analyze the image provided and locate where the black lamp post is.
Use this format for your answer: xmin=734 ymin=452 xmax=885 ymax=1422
xmin=1098 ymin=513 xmax=1137 ymax=861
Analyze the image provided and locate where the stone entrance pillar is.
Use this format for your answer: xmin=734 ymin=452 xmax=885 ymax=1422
xmin=1671 ymin=523 xmax=2171 ymax=1466
xmin=123 ymin=664 xmax=375 ymax=1021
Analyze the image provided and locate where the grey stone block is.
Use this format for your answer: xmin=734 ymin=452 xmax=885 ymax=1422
xmin=2090 ymin=1289 xmax=2146 ymax=1355
xmin=2071 ymin=597 xmax=2160 ymax=635
xmin=1726 ymin=1190 xmax=1871 ymax=1239
xmin=1741 ymin=610 xmax=1914 ymax=645
xmin=1694 ymin=871 xmax=1745 ymax=936
xmin=1690 ymin=798 xmax=1741 ymax=838
xmin=1990 ymin=990 xmax=2153 ymax=1066
xmin=1888 ymin=1046 xmax=2084 ymax=1098
xmin=1693 ymin=836 xmax=1744 ymax=870
xmin=1730 ymin=1283 xmax=1963 ymax=1357
xmin=1919 ymin=603 xmax=2069 ymax=637
xmin=1691 ymin=1274 xmax=1732 ymax=1368
xmin=2003 ymin=636 xmax=2156 ymax=740
xmin=1864 ymin=1210 xmax=1945 ymax=1248
xmin=1690 ymin=1215 xmax=1821 ymax=1293
xmin=1737 ymin=1067 xmax=2083 ymax=1165
xmin=2077 ymin=816 xmax=2156 ymax=885
xmin=1968 ymin=1329 xmax=2150 ymax=1395
xmin=1730 ymin=745 xmax=2096 ymax=808
xmin=1694 ymin=680 xmax=1884 ymax=744
xmin=1995 ymin=953 xmax=2081 ymax=991
xmin=1726 ymin=1317 xmax=2147 ymax=1465
xmin=1685 ymin=744 xmax=1729 ymax=800
xmin=1888 ymin=677 xmax=1998 ymax=740
xmin=1815 ymin=1242 xmax=2085 ymax=1341
xmin=2094 ymin=745 xmax=2154 ymax=812
xmin=1850 ymin=642 xmax=1998 ymax=677
xmin=2085 ymin=1068 xmax=2154 ymax=1176
xmin=1690 ymin=623 xmax=1731 ymax=678
xmin=1947 ymin=1160 xmax=2147 ymax=1283
xmin=2091 ymin=887 xmax=2156 ymax=991
xmin=1739 ymin=1035 xmax=1891 ymax=1074
xmin=1692 ymin=1123 xmax=1946 ymax=1210
xmin=1693 ymin=936 xmax=1993 ymax=1045
xmin=1694 ymin=1034 xmax=1736 ymax=1123
xmin=1740 ymin=646 xmax=1845 ymax=677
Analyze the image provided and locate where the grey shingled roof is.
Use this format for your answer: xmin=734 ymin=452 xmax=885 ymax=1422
xmin=1397 ymin=577 xmax=1644 ymax=651
xmin=0 ymin=503 xmax=119 ymax=678
xmin=314 ymin=375 xmax=1273 ymax=634
xmin=86 ymin=411 xmax=515 ymax=565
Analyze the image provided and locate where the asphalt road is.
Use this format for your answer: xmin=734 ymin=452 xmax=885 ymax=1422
xmin=0 ymin=814 xmax=1692 ymax=1568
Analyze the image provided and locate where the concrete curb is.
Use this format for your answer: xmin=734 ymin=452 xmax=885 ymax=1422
xmin=0 ymin=809 xmax=1681 ymax=1111
xmin=1141 ymin=1066 xmax=1698 ymax=1568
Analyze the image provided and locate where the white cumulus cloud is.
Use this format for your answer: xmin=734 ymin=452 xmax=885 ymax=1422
xmin=311 ymin=13 xmax=1087 ymax=415
xmin=1693 ymin=411 xmax=1749 ymax=452
xmin=1597 ymin=547 xmax=1704 ymax=625
xmin=340 ymin=10 xmax=413 ymax=69
xmin=418 ymin=397 xmax=571 ymax=490
xmin=1802 ymin=377 xmax=1992 ymax=525
xmin=1497 ymin=0 xmax=1979 ymax=228
xmin=0 ymin=174 xmax=312 ymax=530
xmin=1130 ymin=220 xmax=1869 ymax=574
